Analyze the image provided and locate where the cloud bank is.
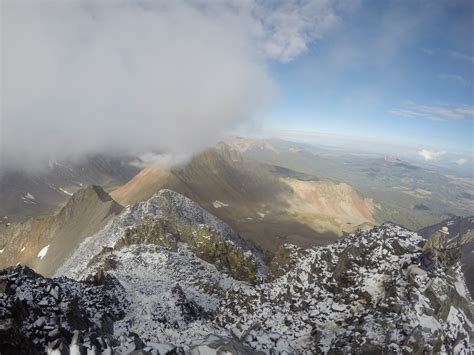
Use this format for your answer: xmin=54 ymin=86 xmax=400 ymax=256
xmin=1 ymin=0 xmax=343 ymax=171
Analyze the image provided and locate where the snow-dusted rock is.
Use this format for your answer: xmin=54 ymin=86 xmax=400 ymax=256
xmin=218 ymin=223 xmax=473 ymax=353
xmin=2 ymin=189 xmax=472 ymax=354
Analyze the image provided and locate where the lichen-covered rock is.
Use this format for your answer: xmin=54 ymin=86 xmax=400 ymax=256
xmin=189 ymin=334 xmax=264 ymax=354
xmin=190 ymin=225 xmax=258 ymax=282
xmin=123 ymin=215 xmax=178 ymax=250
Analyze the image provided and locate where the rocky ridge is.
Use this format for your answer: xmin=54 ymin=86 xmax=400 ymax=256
xmin=218 ymin=224 xmax=473 ymax=353
xmin=0 ymin=266 xmax=128 ymax=354
xmin=0 ymin=189 xmax=472 ymax=354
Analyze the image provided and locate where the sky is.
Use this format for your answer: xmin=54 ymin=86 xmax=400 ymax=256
xmin=1 ymin=0 xmax=473 ymax=172
xmin=263 ymin=1 xmax=474 ymax=156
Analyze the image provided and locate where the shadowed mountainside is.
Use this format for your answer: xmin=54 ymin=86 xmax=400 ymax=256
xmin=0 ymin=186 xmax=123 ymax=276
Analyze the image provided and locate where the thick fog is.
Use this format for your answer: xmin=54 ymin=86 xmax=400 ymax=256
xmin=1 ymin=0 xmax=341 ymax=171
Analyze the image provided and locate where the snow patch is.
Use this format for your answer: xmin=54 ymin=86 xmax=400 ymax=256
xmin=0 ymin=248 xmax=5 ymax=253
xmin=59 ymin=187 xmax=73 ymax=196
xmin=37 ymin=245 xmax=50 ymax=260
xmin=212 ymin=200 xmax=229 ymax=209
xmin=21 ymin=193 xmax=37 ymax=204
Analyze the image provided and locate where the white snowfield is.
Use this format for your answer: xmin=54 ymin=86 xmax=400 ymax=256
xmin=37 ymin=245 xmax=50 ymax=260
xmin=54 ymin=189 xmax=472 ymax=354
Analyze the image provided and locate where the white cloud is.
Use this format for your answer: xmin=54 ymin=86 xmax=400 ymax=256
xmin=421 ymin=48 xmax=434 ymax=55
xmin=1 ymin=0 xmax=344 ymax=171
xmin=390 ymin=103 xmax=474 ymax=121
xmin=418 ymin=149 xmax=447 ymax=161
xmin=450 ymin=50 xmax=474 ymax=63
xmin=256 ymin=0 xmax=342 ymax=62
xmin=455 ymin=158 xmax=468 ymax=166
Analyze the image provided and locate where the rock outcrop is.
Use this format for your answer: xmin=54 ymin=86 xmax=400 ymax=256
xmin=0 ymin=266 xmax=128 ymax=354
xmin=218 ymin=223 xmax=473 ymax=353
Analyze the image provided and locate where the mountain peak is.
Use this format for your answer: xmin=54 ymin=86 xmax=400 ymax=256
xmin=60 ymin=185 xmax=122 ymax=219
xmin=68 ymin=185 xmax=114 ymax=204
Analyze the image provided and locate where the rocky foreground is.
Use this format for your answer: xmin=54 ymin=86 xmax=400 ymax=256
xmin=0 ymin=190 xmax=472 ymax=354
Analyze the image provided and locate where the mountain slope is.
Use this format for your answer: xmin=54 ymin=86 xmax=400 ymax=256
xmin=111 ymin=145 xmax=375 ymax=254
xmin=0 ymin=186 xmax=123 ymax=276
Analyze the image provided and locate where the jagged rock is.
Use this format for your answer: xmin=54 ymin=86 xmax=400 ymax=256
xmin=189 ymin=225 xmax=258 ymax=282
xmin=189 ymin=334 xmax=263 ymax=355
xmin=47 ymin=338 xmax=69 ymax=355
xmin=267 ymin=244 xmax=305 ymax=281
xmin=218 ymin=223 xmax=473 ymax=353
xmin=0 ymin=265 xmax=128 ymax=353
xmin=171 ymin=284 xmax=209 ymax=323
xmin=0 ymin=319 xmax=39 ymax=355
xmin=0 ymin=280 xmax=7 ymax=293
xmin=332 ymin=246 xmax=363 ymax=286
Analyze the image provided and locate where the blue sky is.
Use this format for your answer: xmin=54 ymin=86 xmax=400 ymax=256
xmin=264 ymin=0 xmax=473 ymax=154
